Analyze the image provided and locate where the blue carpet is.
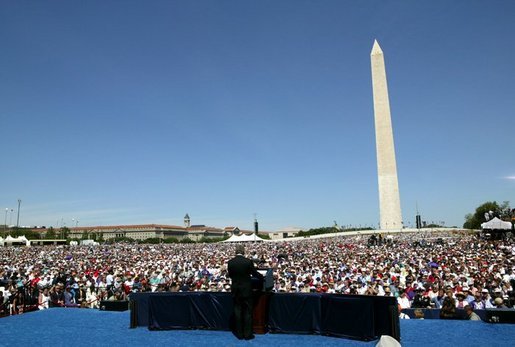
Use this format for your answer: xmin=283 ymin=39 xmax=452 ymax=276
xmin=1 ymin=309 xmax=513 ymax=347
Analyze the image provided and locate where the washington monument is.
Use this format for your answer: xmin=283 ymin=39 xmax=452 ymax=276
xmin=370 ymin=40 xmax=403 ymax=230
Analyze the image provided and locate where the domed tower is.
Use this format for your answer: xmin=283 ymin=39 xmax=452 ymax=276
xmin=184 ymin=213 xmax=190 ymax=228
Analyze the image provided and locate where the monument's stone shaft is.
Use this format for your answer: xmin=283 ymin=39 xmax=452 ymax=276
xmin=371 ymin=40 xmax=403 ymax=230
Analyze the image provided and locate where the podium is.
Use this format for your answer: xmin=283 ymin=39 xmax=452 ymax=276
xmin=253 ymin=292 xmax=270 ymax=334
xmin=251 ymin=268 xmax=273 ymax=334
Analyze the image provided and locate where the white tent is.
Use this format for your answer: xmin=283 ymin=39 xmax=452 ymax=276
xmin=2 ymin=235 xmax=31 ymax=246
xmin=481 ymin=217 xmax=512 ymax=230
xmin=222 ymin=233 xmax=267 ymax=242
xmin=238 ymin=233 xmax=267 ymax=242
xmin=18 ymin=235 xmax=30 ymax=246
xmin=222 ymin=234 xmax=243 ymax=243
xmin=4 ymin=235 xmax=16 ymax=244
xmin=0 ymin=236 xmax=4 ymax=246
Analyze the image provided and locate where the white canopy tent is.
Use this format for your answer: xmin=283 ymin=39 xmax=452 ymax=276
xmin=222 ymin=234 xmax=243 ymax=242
xmin=222 ymin=233 xmax=268 ymax=243
xmin=1 ymin=235 xmax=31 ymax=246
xmin=4 ymin=235 xmax=16 ymax=243
xmin=239 ymin=233 xmax=267 ymax=242
xmin=481 ymin=217 xmax=512 ymax=230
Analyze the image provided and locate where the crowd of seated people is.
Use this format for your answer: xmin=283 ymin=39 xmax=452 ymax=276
xmin=1 ymin=230 xmax=513 ymax=320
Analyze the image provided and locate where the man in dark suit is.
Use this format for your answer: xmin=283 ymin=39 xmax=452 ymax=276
xmin=227 ymin=244 xmax=263 ymax=340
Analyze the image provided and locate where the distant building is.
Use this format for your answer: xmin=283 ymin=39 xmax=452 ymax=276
xmin=184 ymin=214 xmax=191 ymax=228
xmin=28 ymin=215 xmax=275 ymax=242
xmin=268 ymin=227 xmax=304 ymax=240
xmin=59 ymin=224 xmax=229 ymax=241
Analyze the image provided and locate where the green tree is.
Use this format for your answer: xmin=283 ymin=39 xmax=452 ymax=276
xmin=426 ymin=223 xmax=443 ymax=228
xmin=114 ymin=236 xmax=135 ymax=243
xmin=297 ymin=227 xmax=338 ymax=237
xmin=463 ymin=201 xmax=509 ymax=229
xmin=139 ymin=237 xmax=164 ymax=244
xmin=257 ymin=233 xmax=270 ymax=240
xmin=9 ymin=227 xmax=40 ymax=240
xmin=10 ymin=227 xmax=21 ymax=237
xmin=60 ymin=227 xmax=70 ymax=239
xmin=46 ymin=227 xmax=56 ymax=239
xmin=199 ymin=236 xmax=231 ymax=243
xmin=104 ymin=236 xmax=135 ymax=243
xmin=499 ymin=201 xmax=514 ymax=221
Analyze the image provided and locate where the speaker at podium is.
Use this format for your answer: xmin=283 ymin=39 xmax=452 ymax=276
xmin=252 ymin=268 xmax=273 ymax=292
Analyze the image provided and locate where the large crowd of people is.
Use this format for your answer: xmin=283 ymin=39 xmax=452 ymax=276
xmin=0 ymin=230 xmax=514 ymax=319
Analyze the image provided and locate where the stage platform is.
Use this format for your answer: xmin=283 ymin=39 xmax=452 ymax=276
xmin=1 ymin=309 xmax=514 ymax=347
xmin=129 ymin=292 xmax=399 ymax=341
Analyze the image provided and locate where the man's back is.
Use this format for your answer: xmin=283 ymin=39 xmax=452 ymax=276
xmin=227 ymin=245 xmax=263 ymax=340
xmin=228 ymin=255 xmax=255 ymax=297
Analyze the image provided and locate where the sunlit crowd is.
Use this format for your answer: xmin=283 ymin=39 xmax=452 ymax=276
xmin=1 ymin=230 xmax=514 ymax=318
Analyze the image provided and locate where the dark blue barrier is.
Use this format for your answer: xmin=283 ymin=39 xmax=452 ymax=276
xmin=129 ymin=292 xmax=399 ymax=341
xmin=321 ymin=295 xmax=375 ymax=340
xmin=268 ymin=293 xmax=322 ymax=334
xmin=148 ymin=292 xmax=232 ymax=330
xmin=130 ymin=292 xmax=174 ymax=327
xmin=402 ymin=308 xmax=487 ymax=320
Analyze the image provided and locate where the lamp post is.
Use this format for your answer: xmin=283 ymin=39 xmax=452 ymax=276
xmin=4 ymin=208 xmax=7 ymax=234
xmin=16 ymin=199 xmax=21 ymax=228
xmin=71 ymin=218 xmax=80 ymax=240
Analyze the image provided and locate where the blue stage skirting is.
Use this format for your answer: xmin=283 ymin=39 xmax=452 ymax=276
xmin=129 ymin=292 xmax=399 ymax=342
xmin=402 ymin=307 xmax=515 ymax=323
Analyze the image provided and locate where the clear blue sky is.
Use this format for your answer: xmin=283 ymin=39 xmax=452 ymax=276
xmin=1 ymin=1 xmax=514 ymax=230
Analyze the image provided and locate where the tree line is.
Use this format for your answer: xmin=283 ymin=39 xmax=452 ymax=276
xmin=463 ymin=200 xmax=513 ymax=230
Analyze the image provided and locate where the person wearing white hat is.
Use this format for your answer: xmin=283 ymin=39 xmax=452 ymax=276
xmin=486 ymin=288 xmax=503 ymax=308
xmin=494 ymin=297 xmax=507 ymax=308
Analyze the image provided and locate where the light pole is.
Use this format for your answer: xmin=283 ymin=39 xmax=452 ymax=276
xmin=4 ymin=208 xmax=7 ymax=234
xmin=9 ymin=209 xmax=13 ymax=226
xmin=16 ymin=199 xmax=21 ymax=228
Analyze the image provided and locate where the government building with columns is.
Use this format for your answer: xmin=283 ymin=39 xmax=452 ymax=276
xmin=64 ymin=214 xmax=257 ymax=241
